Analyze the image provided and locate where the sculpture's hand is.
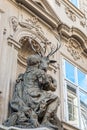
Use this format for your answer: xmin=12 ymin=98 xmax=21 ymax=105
xmin=49 ymin=83 xmax=56 ymax=91
xmin=31 ymin=118 xmax=40 ymax=127
xmin=25 ymin=109 xmax=31 ymax=117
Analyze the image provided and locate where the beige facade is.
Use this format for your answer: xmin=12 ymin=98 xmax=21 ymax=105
xmin=0 ymin=0 xmax=87 ymax=130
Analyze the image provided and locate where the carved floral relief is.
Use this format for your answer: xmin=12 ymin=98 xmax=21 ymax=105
xmin=66 ymin=38 xmax=83 ymax=60
xmin=65 ymin=7 xmax=76 ymax=22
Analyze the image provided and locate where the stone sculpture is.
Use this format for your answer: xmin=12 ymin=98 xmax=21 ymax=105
xmin=3 ymin=39 xmax=63 ymax=130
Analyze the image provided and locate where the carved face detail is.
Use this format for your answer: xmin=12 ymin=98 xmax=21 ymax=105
xmin=39 ymin=56 xmax=56 ymax=72
xmin=27 ymin=54 xmax=41 ymax=66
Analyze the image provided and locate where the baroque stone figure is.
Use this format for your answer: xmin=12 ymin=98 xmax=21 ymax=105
xmin=3 ymin=40 xmax=63 ymax=130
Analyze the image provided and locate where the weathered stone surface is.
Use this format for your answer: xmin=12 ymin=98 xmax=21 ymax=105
xmin=0 ymin=125 xmax=50 ymax=130
xmin=3 ymin=40 xmax=63 ymax=130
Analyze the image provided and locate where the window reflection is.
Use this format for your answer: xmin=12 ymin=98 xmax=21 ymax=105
xmin=70 ymin=0 xmax=78 ymax=7
xmin=67 ymin=84 xmax=79 ymax=126
xmin=78 ymin=70 xmax=87 ymax=91
xmin=80 ymin=92 xmax=87 ymax=130
xmin=80 ymin=92 xmax=87 ymax=110
xmin=65 ymin=61 xmax=75 ymax=83
xmin=64 ymin=59 xmax=87 ymax=129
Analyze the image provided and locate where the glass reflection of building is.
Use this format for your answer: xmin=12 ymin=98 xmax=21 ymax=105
xmin=63 ymin=59 xmax=87 ymax=130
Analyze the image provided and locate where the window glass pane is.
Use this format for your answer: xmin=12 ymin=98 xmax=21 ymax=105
xmin=78 ymin=70 xmax=87 ymax=91
xmin=80 ymin=92 xmax=87 ymax=110
xmin=67 ymin=84 xmax=79 ymax=127
xmin=70 ymin=0 xmax=78 ymax=7
xmin=81 ymin=109 xmax=87 ymax=130
xmin=80 ymin=92 xmax=87 ymax=129
xmin=65 ymin=61 xmax=75 ymax=83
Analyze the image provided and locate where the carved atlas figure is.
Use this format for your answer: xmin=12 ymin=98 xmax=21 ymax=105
xmin=3 ymin=38 xmax=63 ymax=130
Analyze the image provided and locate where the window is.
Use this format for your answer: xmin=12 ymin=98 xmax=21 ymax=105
xmin=70 ymin=0 xmax=79 ymax=8
xmin=63 ymin=60 xmax=87 ymax=129
xmin=67 ymin=85 xmax=78 ymax=124
xmin=65 ymin=61 xmax=75 ymax=83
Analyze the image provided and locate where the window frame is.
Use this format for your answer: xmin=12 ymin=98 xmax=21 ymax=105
xmin=69 ymin=0 xmax=79 ymax=8
xmin=63 ymin=58 xmax=87 ymax=129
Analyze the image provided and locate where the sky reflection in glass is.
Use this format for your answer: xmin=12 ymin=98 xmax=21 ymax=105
xmin=65 ymin=61 xmax=75 ymax=83
xmin=78 ymin=70 xmax=87 ymax=91
xmin=80 ymin=92 xmax=87 ymax=108
xmin=70 ymin=0 xmax=78 ymax=7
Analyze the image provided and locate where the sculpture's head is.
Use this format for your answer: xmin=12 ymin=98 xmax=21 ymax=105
xmin=28 ymin=38 xmax=61 ymax=72
xmin=27 ymin=54 xmax=41 ymax=66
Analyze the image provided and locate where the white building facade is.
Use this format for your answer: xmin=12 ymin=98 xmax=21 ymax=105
xmin=0 ymin=0 xmax=87 ymax=130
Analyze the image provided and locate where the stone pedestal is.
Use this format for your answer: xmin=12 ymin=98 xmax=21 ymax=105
xmin=0 ymin=125 xmax=50 ymax=130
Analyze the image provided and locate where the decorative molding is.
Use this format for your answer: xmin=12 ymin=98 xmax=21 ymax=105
xmin=57 ymin=24 xmax=87 ymax=57
xmin=9 ymin=16 xmax=18 ymax=32
xmin=66 ymin=38 xmax=83 ymax=60
xmin=55 ymin=0 xmax=61 ymax=6
xmin=15 ymin=0 xmax=60 ymax=29
xmin=80 ymin=18 xmax=86 ymax=28
xmin=19 ymin=16 xmax=50 ymax=45
xmin=3 ymin=28 xmax=7 ymax=35
xmin=63 ymin=0 xmax=85 ymax=18
xmin=65 ymin=7 xmax=76 ymax=22
xmin=7 ymin=37 xmax=21 ymax=50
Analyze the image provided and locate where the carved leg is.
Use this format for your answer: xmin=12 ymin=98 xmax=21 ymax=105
xmin=3 ymin=113 xmax=18 ymax=126
xmin=41 ymin=98 xmax=60 ymax=129
xmin=42 ymin=97 xmax=63 ymax=130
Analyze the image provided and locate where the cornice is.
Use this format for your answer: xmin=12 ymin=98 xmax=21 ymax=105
xmin=15 ymin=0 xmax=61 ymax=29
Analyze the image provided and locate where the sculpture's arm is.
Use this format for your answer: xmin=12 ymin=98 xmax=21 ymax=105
xmin=42 ymin=75 xmax=57 ymax=91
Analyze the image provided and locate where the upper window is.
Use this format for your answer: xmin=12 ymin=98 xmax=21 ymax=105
xmin=63 ymin=59 xmax=87 ymax=130
xmin=70 ymin=0 xmax=79 ymax=8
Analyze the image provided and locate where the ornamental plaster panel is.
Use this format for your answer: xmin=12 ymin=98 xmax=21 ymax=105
xmin=65 ymin=7 xmax=76 ymax=22
xmin=66 ymin=38 xmax=83 ymax=60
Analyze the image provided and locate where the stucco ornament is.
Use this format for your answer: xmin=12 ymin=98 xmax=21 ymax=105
xmin=10 ymin=16 xmax=18 ymax=32
xmin=65 ymin=7 xmax=76 ymax=22
xmin=3 ymin=38 xmax=63 ymax=130
xmin=66 ymin=38 xmax=83 ymax=60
